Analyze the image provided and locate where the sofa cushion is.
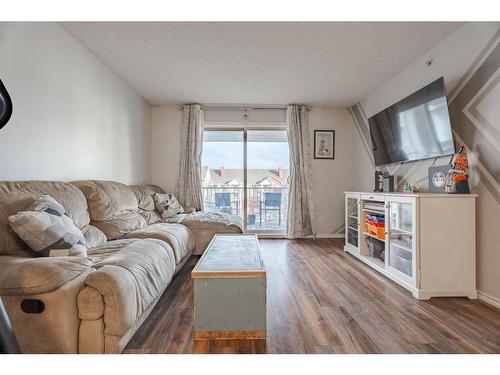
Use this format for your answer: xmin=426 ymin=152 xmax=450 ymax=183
xmin=91 ymin=211 xmax=147 ymax=240
xmin=154 ymin=192 xmax=184 ymax=219
xmin=0 ymin=181 xmax=90 ymax=257
xmin=138 ymin=209 xmax=163 ymax=225
xmin=8 ymin=195 xmax=88 ymax=257
xmin=71 ymin=180 xmax=139 ymax=221
xmin=0 ymin=256 xmax=92 ymax=295
xmin=164 ymin=211 xmax=244 ymax=254
xmin=72 ymin=180 xmax=147 ymax=239
xmin=82 ymin=225 xmax=107 ymax=249
xmin=131 ymin=184 xmax=165 ymax=212
xmin=84 ymin=238 xmax=176 ymax=337
xmin=130 ymin=184 xmax=165 ymax=225
xmin=126 ymin=223 xmax=194 ymax=264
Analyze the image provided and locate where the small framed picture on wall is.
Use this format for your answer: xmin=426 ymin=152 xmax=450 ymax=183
xmin=314 ymin=130 xmax=335 ymax=159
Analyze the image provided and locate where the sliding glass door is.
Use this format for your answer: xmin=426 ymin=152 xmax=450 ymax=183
xmin=201 ymin=130 xmax=244 ymax=219
xmin=246 ymin=130 xmax=289 ymax=232
xmin=201 ymin=128 xmax=289 ymax=234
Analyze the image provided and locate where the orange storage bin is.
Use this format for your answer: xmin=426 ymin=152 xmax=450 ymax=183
xmin=376 ymin=224 xmax=385 ymax=240
xmin=366 ymin=215 xmax=381 ymax=236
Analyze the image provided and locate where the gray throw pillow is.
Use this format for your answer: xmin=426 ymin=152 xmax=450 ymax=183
xmin=8 ymin=194 xmax=88 ymax=257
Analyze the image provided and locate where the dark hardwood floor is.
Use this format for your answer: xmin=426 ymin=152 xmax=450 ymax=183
xmin=124 ymin=238 xmax=500 ymax=354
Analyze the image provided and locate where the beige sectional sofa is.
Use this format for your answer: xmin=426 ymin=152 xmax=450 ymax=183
xmin=0 ymin=180 xmax=242 ymax=353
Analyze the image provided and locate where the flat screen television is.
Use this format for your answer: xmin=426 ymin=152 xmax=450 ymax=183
xmin=368 ymin=77 xmax=455 ymax=167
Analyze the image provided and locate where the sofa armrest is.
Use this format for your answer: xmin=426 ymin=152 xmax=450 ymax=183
xmin=0 ymin=256 xmax=93 ymax=296
xmin=0 ymin=256 xmax=93 ymax=353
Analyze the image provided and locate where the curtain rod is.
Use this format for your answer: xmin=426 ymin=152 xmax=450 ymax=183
xmin=176 ymin=105 xmax=312 ymax=111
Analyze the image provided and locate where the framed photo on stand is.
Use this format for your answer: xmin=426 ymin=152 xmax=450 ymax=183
xmin=314 ymin=130 xmax=335 ymax=159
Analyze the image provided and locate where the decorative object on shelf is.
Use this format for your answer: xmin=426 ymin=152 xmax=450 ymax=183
xmin=402 ymin=182 xmax=416 ymax=193
xmin=0 ymin=78 xmax=13 ymax=130
xmin=374 ymin=170 xmax=384 ymax=192
xmin=313 ymin=130 xmax=335 ymax=159
xmin=383 ymin=175 xmax=395 ymax=192
xmin=445 ymin=145 xmax=470 ymax=194
xmin=428 ymin=165 xmax=450 ymax=193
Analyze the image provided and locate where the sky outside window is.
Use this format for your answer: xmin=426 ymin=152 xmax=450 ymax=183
xmin=202 ymin=130 xmax=289 ymax=169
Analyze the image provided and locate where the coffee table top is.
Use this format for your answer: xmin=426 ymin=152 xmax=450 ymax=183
xmin=191 ymin=234 xmax=265 ymax=279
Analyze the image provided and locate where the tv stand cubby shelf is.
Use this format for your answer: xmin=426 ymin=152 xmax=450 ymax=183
xmin=344 ymin=192 xmax=477 ymax=300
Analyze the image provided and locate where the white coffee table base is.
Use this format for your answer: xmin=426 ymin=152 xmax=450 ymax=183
xmin=191 ymin=234 xmax=266 ymax=339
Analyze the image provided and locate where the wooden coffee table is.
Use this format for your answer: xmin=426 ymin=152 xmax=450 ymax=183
xmin=191 ymin=234 xmax=266 ymax=340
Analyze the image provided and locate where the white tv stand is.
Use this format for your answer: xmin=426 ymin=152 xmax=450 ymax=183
xmin=344 ymin=192 xmax=477 ymax=300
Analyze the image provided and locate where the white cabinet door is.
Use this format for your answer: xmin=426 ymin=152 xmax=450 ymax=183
xmin=345 ymin=194 xmax=360 ymax=252
xmin=386 ymin=196 xmax=417 ymax=286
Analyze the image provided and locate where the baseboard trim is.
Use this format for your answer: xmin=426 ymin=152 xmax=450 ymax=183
xmin=309 ymin=234 xmax=345 ymax=239
xmin=256 ymin=234 xmax=345 ymax=239
xmin=318 ymin=234 xmax=345 ymax=239
xmin=478 ymin=290 xmax=500 ymax=309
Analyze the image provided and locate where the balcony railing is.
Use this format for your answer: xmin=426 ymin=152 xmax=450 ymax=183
xmin=202 ymin=186 xmax=288 ymax=231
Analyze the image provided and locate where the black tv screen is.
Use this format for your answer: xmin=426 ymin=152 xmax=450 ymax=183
xmin=368 ymin=77 xmax=455 ymax=167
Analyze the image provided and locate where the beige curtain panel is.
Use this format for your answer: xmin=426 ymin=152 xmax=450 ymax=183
xmin=177 ymin=104 xmax=204 ymax=210
xmin=286 ymin=105 xmax=316 ymax=238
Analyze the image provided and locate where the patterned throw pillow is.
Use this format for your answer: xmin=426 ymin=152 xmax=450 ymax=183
xmin=8 ymin=194 xmax=88 ymax=257
xmin=154 ymin=193 xmax=184 ymax=219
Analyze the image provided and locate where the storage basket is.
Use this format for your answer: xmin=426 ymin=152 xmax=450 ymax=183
xmin=366 ymin=237 xmax=385 ymax=261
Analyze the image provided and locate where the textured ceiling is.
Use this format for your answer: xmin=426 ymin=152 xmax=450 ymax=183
xmin=61 ymin=22 xmax=462 ymax=106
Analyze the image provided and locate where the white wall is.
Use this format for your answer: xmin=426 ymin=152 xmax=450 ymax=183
xmin=351 ymin=22 xmax=500 ymax=306
xmin=309 ymin=107 xmax=356 ymax=235
xmin=151 ymin=105 xmax=358 ymax=236
xmin=152 ymin=105 xmax=182 ymax=193
xmin=350 ymin=126 xmax=373 ymax=192
xmin=352 ymin=23 xmax=500 ymax=192
xmin=0 ymin=22 xmax=152 ymax=184
xmin=360 ymin=23 xmax=499 ymax=118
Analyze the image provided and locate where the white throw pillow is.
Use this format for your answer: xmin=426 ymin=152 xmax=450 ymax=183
xmin=154 ymin=193 xmax=184 ymax=219
xmin=8 ymin=194 xmax=88 ymax=257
